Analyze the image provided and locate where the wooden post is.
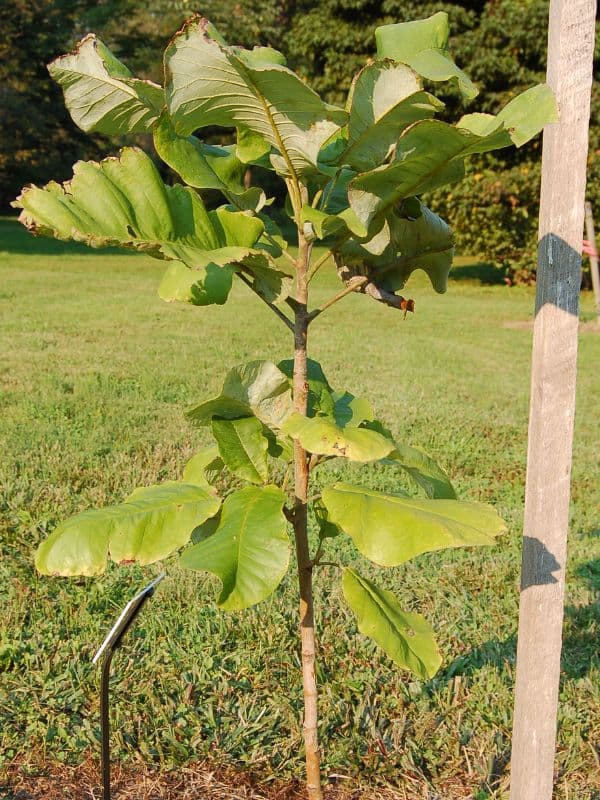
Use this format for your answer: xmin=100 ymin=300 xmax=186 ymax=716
xmin=584 ymin=201 xmax=600 ymax=319
xmin=509 ymin=3 xmax=596 ymax=800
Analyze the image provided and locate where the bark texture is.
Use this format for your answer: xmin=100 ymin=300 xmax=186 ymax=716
xmin=292 ymin=230 xmax=322 ymax=800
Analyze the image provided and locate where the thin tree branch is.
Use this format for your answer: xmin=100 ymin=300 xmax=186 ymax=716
xmin=285 ymin=295 xmax=303 ymax=314
xmin=362 ymin=282 xmax=415 ymax=315
xmin=307 ymin=247 xmax=335 ymax=283
xmin=236 ymin=273 xmax=294 ymax=331
xmin=263 ymin=232 xmax=297 ymax=268
xmin=307 ymin=276 xmax=368 ymax=321
xmin=334 ymin=257 xmax=415 ymax=316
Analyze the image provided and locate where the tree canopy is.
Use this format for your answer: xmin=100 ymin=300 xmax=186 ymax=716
xmin=2 ymin=0 xmax=598 ymax=282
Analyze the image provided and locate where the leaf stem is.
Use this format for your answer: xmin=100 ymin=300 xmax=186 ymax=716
xmin=307 ymin=276 xmax=368 ymax=321
xmin=235 ymin=273 xmax=294 ymax=331
xmin=311 ymin=188 xmax=324 ymax=208
xmin=264 ymin=232 xmax=298 ymax=268
xmin=307 ymin=247 xmax=334 ymax=283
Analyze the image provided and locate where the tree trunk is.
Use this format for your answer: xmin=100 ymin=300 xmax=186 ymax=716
xmin=292 ymin=231 xmax=322 ymax=799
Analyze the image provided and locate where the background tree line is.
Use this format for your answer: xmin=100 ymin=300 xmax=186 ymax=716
xmin=2 ymin=0 xmax=598 ymax=283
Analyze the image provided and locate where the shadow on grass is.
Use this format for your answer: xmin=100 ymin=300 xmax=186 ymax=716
xmin=443 ymin=555 xmax=599 ymax=682
xmin=0 ymin=217 xmax=127 ymax=257
xmin=449 ymin=261 xmax=505 ymax=285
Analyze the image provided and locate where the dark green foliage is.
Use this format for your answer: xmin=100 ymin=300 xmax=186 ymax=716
xmin=2 ymin=0 xmax=599 ymax=283
xmin=0 ymin=0 xmax=101 ymax=209
xmin=426 ymin=0 xmax=600 ymax=283
xmin=284 ymin=1 xmax=479 ymax=108
xmin=0 ymin=0 xmax=185 ymax=210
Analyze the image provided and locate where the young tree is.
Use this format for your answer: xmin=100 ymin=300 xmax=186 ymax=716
xmin=15 ymin=13 xmax=554 ymax=798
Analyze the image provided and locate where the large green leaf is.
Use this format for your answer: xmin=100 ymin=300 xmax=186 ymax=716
xmin=322 ymin=483 xmax=505 ymax=565
xmin=348 ymin=84 xmax=556 ymax=231
xmin=187 ymin=361 xmax=292 ymax=430
xmin=35 ymin=482 xmax=221 ymax=577
xmin=13 ymin=147 xmax=260 ymax=262
xmin=341 ymin=60 xmax=444 ymax=172
xmin=165 ymin=16 xmax=347 ymax=178
xmin=342 ymin=569 xmax=441 ymax=680
xmin=282 ymin=413 xmax=394 ymax=462
xmin=153 ymin=113 xmax=267 ymax=212
xmin=180 ymin=485 xmax=289 ymax=610
xmin=339 ymin=201 xmax=454 ymax=294
xmin=49 ymin=35 xmax=164 ymax=135
xmin=12 ymin=148 xmax=291 ymax=302
xmin=375 ymin=12 xmax=477 ymax=101
xmin=212 ymin=417 xmax=269 ymax=484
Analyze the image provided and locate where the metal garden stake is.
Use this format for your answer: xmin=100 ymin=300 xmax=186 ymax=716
xmin=92 ymin=573 xmax=166 ymax=800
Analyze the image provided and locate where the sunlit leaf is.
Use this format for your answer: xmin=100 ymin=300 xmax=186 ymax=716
xmin=13 ymin=148 xmax=262 ymax=263
xmin=282 ymin=413 xmax=394 ymax=462
xmin=35 ymin=483 xmax=221 ymax=576
xmin=348 ymin=85 xmax=556 ymax=231
xmin=323 ymin=483 xmax=505 ymax=565
xmin=165 ymin=15 xmax=347 ymax=177
xmin=341 ymin=60 xmax=444 ymax=171
xmin=375 ymin=12 xmax=477 ymax=100
xmin=180 ymin=485 xmax=289 ymax=610
xmin=49 ymin=35 xmax=164 ymax=134
xmin=212 ymin=416 xmax=269 ymax=484
xmin=342 ymin=569 xmax=442 ymax=679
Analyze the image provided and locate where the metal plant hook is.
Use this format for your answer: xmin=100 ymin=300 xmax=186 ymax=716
xmin=93 ymin=573 xmax=166 ymax=800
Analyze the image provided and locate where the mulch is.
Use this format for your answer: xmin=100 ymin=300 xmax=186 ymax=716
xmin=0 ymin=757 xmax=472 ymax=800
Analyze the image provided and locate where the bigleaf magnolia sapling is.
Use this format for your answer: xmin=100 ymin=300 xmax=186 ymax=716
xmin=16 ymin=13 xmax=555 ymax=798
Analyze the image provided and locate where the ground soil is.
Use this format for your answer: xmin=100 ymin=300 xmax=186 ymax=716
xmin=0 ymin=757 xmax=477 ymax=800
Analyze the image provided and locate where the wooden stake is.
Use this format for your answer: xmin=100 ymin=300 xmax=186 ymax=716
xmin=584 ymin=201 xmax=600 ymax=319
xmin=509 ymin=3 xmax=595 ymax=799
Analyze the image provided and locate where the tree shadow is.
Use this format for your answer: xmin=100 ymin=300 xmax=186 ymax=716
xmin=443 ymin=554 xmax=599 ymax=683
xmin=0 ymin=217 xmax=128 ymax=256
xmin=561 ymin=556 xmax=599 ymax=679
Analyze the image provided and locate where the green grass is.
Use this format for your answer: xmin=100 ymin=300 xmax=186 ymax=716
xmin=1 ymin=216 xmax=599 ymax=798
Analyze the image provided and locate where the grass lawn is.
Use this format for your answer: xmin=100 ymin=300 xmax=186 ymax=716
xmin=0 ymin=215 xmax=598 ymax=799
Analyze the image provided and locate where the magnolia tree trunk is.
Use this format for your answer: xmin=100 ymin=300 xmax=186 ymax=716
xmin=292 ymin=229 xmax=322 ymax=799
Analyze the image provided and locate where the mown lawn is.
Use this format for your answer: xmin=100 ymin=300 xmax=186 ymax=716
xmin=0 ymin=216 xmax=598 ymax=799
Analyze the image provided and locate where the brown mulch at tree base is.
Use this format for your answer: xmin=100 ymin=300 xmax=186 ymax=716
xmin=1 ymin=757 xmax=481 ymax=800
